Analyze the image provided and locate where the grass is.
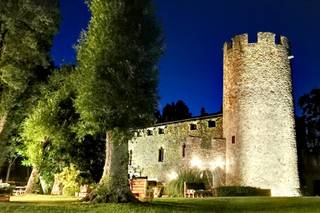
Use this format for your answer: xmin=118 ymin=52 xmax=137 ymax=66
xmin=1 ymin=195 xmax=320 ymax=212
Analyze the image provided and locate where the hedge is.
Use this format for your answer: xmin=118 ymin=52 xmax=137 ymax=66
xmin=216 ymin=186 xmax=271 ymax=196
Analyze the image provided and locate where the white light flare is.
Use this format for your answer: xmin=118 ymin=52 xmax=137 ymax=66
xmin=210 ymin=157 xmax=225 ymax=170
xmin=167 ymin=171 xmax=178 ymax=181
xmin=190 ymin=156 xmax=203 ymax=169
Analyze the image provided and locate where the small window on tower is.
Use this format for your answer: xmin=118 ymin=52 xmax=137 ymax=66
xmin=158 ymin=147 xmax=164 ymax=162
xmin=208 ymin=120 xmax=216 ymax=128
xmin=190 ymin=124 xmax=197 ymax=131
xmin=158 ymin=128 xmax=164 ymax=134
xmin=147 ymin=130 xmax=153 ymax=136
xmin=232 ymin=136 xmax=236 ymax=144
xmin=182 ymin=144 xmax=186 ymax=158
xmin=129 ymin=150 xmax=133 ymax=165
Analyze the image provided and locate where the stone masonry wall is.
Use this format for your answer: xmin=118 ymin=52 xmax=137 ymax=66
xmin=223 ymin=32 xmax=300 ymax=196
xmin=129 ymin=115 xmax=225 ymax=186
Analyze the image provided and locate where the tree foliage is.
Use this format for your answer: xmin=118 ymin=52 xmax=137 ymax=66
xmin=161 ymin=100 xmax=192 ymax=123
xmin=299 ymin=88 xmax=320 ymax=152
xmin=20 ymin=66 xmax=76 ymax=181
xmin=200 ymin=107 xmax=209 ymax=117
xmin=21 ymin=66 xmax=105 ymax=185
xmin=0 ymin=0 xmax=60 ymax=116
xmin=75 ymin=0 xmax=163 ymax=135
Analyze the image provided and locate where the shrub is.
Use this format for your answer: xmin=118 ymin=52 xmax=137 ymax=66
xmin=216 ymin=186 xmax=270 ymax=196
xmin=55 ymin=164 xmax=80 ymax=196
xmin=165 ymin=169 xmax=205 ymax=197
xmin=0 ymin=183 xmax=12 ymax=195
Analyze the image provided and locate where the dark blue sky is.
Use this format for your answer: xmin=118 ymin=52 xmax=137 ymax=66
xmin=51 ymin=0 xmax=320 ymax=116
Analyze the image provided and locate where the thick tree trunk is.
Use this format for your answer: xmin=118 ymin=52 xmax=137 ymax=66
xmin=25 ymin=167 xmax=39 ymax=194
xmin=90 ymin=129 xmax=137 ymax=203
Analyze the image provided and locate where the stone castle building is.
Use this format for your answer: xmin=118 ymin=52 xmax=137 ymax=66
xmin=129 ymin=32 xmax=300 ymax=196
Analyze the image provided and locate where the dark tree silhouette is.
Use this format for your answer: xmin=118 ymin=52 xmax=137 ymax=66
xmin=161 ymin=100 xmax=192 ymax=122
xmin=299 ymin=88 xmax=320 ymax=152
xmin=200 ymin=107 xmax=209 ymax=116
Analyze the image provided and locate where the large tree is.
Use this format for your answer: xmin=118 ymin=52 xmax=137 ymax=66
xmin=21 ymin=66 xmax=76 ymax=193
xmin=0 ymin=0 xmax=60 ymax=187
xmin=75 ymin=0 xmax=163 ymax=202
xmin=21 ymin=66 xmax=106 ymax=193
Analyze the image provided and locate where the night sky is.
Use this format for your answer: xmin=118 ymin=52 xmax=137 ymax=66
xmin=51 ymin=0 xmax=320 ymax=116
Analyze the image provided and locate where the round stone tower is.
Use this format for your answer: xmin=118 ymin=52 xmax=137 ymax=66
xmin=223 ymin=32 xmax=300 ymax=196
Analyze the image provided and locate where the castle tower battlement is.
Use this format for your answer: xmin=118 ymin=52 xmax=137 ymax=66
xmin=224 ymin=32 xmax=289 ymax=51
xmin=223 ymin=32 xmax=300 ymax=196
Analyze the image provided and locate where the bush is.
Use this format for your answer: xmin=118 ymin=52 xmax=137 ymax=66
xmin=55 ymin=164 xmax=80 ymax=196
xmin=216 ymin=186 xmax=270 ymax=196
xmin=0 ymin=183 xmax=12 ymax=195
xmin=165 ymin=169 xmax=206 ymax=197
xmin=0 ymin=188 xmax=11 ymax=195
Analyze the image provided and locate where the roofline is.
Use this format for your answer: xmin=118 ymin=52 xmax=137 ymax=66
xmin=144 ymin=112 xmax=223 ymax=129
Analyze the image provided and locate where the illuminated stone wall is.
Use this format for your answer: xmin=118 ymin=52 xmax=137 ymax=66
xmin=129 ymin=115 xmax=225 ymax=185
xmin=223 ymin=32 xmax=300 ymax=196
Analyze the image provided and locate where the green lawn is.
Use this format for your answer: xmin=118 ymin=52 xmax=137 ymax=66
xmin=1 ymin=195 xmax=320 ymax=213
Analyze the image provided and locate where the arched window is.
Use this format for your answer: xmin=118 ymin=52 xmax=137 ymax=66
xmin=158 ymin=147 xmax=164 ymax=162
xmin=129 ymin=150 xmax=133 ymax=165
xmin=182 ymin=144 xmax=186 ymax=158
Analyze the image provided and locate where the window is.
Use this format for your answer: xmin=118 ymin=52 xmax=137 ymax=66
xmin=182 ymin=144 xmax=186 ymax=158
xmin=158 ymin=147 xmax=164 ymax=162
xmin=232 ymin=136 xmax=236 ymax=144
xmin=129 ymin=150 xmax=133 ymax=165
xmin=190 ymin=124 xmax=197 ymax=131
xmin=147 ymin=130 xmax=153 ymax=136
xmin=137 ymin=131 xmax=142 ymax=137
xmin=208 ymin=120 xmax=216 ymax=128
xmin=158 ymin=128 xmax=164 ymax=134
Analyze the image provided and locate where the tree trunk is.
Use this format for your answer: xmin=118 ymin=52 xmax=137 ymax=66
xmin=25 ymin=167 xmax=39 ymax=194
xmin=39 ymin=176 xmax=49 ymax=194
xmin=5 ymin=164 xmax=12 ymax=183
xmin=0 ymin=115 xmax=7 ymax=135
xmin=5 ymin=156 xmax=17 ymax=182
xmin=5 ymin=162 xmax=13 ymax=182
xmin=51 ymin=175 xmax=63 ymax=195
xmin=90 ymin=129 xmax=137 ymax=203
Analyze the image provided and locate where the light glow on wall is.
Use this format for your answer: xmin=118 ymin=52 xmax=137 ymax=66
xmin=167 ymin=171 xmax=178 ymax=181
xmin=271 ymin=187 xmax=300 ymax=197
xmin=190 ymin=156 xmax=203 ymax=169
xmin=210 ymin=157 xmax=225 ymax=170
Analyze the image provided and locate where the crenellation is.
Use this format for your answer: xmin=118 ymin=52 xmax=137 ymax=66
xmin=257 ymin=32 xmax=275 ymax=44
xmin=224 ymin=42 xmax=232 ymax=51
xmin=232 ymin=34 xmax=248 ymax=50
xmin=280 ymin=36 xmax=289 ymax=49
xmin=224 ymin=32 xmax=291 ymax=52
